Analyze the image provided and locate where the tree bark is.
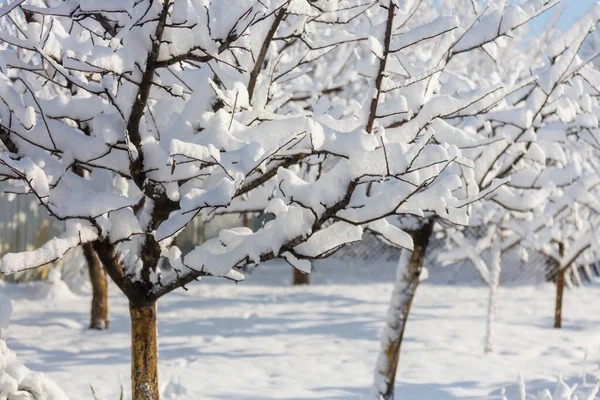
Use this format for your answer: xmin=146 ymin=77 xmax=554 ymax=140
xmin=554 ymin=242 xmax=566 ymax=329
xmin=82 ymin=243 xmax=109 ymax=330
xmin=130 ymin=301 xmax=159 ymax=400
xmin=484 ymin=248 xmax=501 ymax=353
xmin=292 ymin=268 xmax=310 ymax=285
xmin=372 ymin=221 xmax=433 ymax=400
xmin=554 ymin=268 xmax=565 ymax=329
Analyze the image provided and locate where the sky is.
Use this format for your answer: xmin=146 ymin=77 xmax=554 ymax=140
xmin=529 ymin=0 xmax=598 ymax=33
xmin=558 ymin=0 xmax=598 ymax=26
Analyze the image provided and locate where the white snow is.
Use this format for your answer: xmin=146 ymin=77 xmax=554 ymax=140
xmin=0 ymin=284 xmax=70 ymax=400
xmin=2 ymin=262 xmax=600 ymax=399
xmin=0 ymin=291 xmax=10 ymax=340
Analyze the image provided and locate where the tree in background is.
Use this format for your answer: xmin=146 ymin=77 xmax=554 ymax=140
xmin=369 ymin=0 xmax=571 ymax=396
xmin=507 ymin=174 xmax=600 ymax=329
xmin=0 ymin=1 xmax=110 ymax=330
xmin=81 ymin=242 xmax=108 ymax=329
xmin=439 ymin=1 xmax=600 ymax=353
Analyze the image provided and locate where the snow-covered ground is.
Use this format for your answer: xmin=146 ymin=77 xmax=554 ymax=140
xmin=2 ymin=260 xmax=600 ymax=399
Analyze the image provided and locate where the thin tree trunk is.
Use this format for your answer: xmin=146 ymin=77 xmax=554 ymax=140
xmin=582 ymin=264 xmax=593 ymax=282
xmin=555 ymin=242 xmax=566 ymax=329
xmin=293 ymin=268 xmax=309 ymax=285
xmin=82 ymin=243 xmax=109 ymax=330
xmin=130 ymin=301 xmax=159 ymax=400
xmin=484 ymin=248 xmax=501 ymax=353
xmin=571 ymin=264 xmax=582 ymax=287
xmin=372 ymin=221 xmax=433 ymax=400
xmin=554 ymin=269 xmax=564 ymax=328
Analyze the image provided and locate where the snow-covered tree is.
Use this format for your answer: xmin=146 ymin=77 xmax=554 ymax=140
xmin=438 ymin=2 xmax=600 ymax=352
xmin=504 ymin=163 xmax=600 ymax=329
xmin=370 ymin=0 xmax=565 ymax=396
xmin=0 ymin=2 xmax=110 ymax=330
xmin=0 ymin=1 xmax=493 ymax=398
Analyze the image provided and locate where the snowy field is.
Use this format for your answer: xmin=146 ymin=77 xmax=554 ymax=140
xmin=2 ymin=261 xmax=600 ymax=400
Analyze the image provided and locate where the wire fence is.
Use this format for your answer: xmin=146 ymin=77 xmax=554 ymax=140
xmin=332 ymin=225 xmax=594 ymax=286
xmin=0 ymin=193 xmax=63 ymax=282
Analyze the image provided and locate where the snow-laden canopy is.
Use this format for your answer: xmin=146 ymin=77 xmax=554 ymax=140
xmin=437 ymin=2 xmax=600 ymax=276
xmin=0 ymin=0 xmax=559 ymax=299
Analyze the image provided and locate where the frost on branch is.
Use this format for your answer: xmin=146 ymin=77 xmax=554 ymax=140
xmin=1 ymin=220 xmax=98 ymax=275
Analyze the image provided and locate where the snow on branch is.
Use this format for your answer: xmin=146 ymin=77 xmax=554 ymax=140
xmin=0 ymin=0 xmax=576 ymax=298
xmin=1 ymin=220 xmax=98 ymax=275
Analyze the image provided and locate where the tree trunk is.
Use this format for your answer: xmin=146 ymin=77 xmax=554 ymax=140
xmin=555 ymin=242 xmax=566 ymax=329
xmin=582 ymin=264 xmax=593 ymax=283
xmin=484 ymin=248 xmax=501 ymax=353
xmin=82 ymin=243 xmax=109 ymax=330
xmin=554 ymin=268 xmax=565 ymax=329
xmin=372 ymin=221 xmax=433 ymax=400
xmin=293 ymin=268 xmax=310 ymax=285
xmin=130 ymin=301 xmax=159 ymax=400
xmin=571 ymin=264 xmax=582 ymax=287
